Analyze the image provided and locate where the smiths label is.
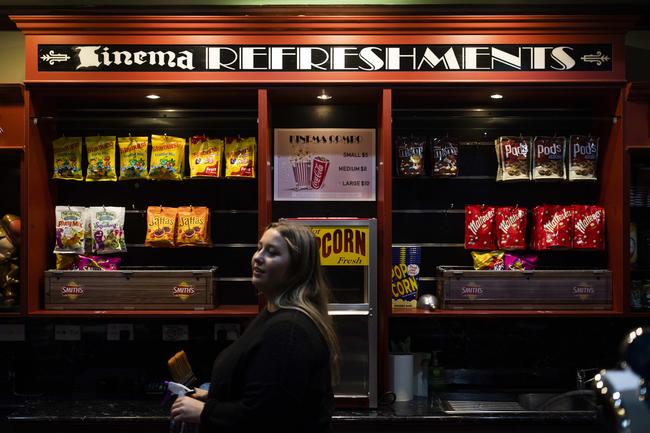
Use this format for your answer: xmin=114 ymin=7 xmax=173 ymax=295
xmin=38 ymin=44 xmax=612 ymax=72
xmin=310 ymin=226 xmax=368 ymax=266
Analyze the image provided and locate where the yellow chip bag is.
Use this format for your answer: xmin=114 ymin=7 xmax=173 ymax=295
xmin=225 ymin=136 xmax=256 ymax=178
xmin=189 ymin=135 xmax=224 ymax=178
xmin=149 ymin=134 xmax=185 ymax=181
xmin=52 ymin=136 xmax=83 ymax=180
xmin=118 ymin=136 xmax=148 ymax=180
xmin=85 ymin=136 xmax=117 ymax=181
xmin=176 ymin=206 xmax=211 ymax=247
xmin=145 ymin=206 xmax=177 ymax=247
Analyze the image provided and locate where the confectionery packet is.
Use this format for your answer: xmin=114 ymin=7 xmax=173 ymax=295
xmin=118 ymin=136 xmax=148 ymax=180
xmin=496 ymin=206 xmax=527 ymax=250
xmin=464 ymin=205 xmax=496 ymax=250
xmin=190 ymin=135 xmax=224 ymax=178
xmin=52 ymin=136 xmax=83 ymax=181
xmin=149 ymin=134 xmax=186 ymax=180
xmin=532 ymin=204 xmax=573 ymax=250
xmin=498 ymin=136 xmax=532 ymax=181
xmin=85 ymin=136 xmax=117 ymax=181
xmin=225 ymin=137 xmax=256 ymax=178
xmin=471 ymin=250 xmax=504 ymax=270
xmin=532 ymin=136 xmax=566 ymax=181
xmin=89 ymin=206 xmax=126 ymax=254
xmin=572 ymin=205 xmax=605 ymax=250
xmin=175 ymin=206 xmax=211 ymax=247
xmin=395 ymin=135 xmax=425 ymax=177
xmin=568 ymin=135 xmax=599 ymax=181
xmin=145 ymin=206 xmax=177 ymax=247
xmin=54 ymin=206 xmax=87 ymax=254
xmin=430 ymin=137 xmax=458 ymax=177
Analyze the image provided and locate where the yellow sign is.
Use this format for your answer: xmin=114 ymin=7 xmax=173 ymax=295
xmin=309 ymin=226 xmax=368 ymax=266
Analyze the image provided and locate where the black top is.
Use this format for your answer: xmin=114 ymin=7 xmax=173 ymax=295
xmin=200 ymin=308 xmax=333 ymax=433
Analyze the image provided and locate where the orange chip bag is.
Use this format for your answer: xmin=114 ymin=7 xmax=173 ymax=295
xmin=225 ymin=136 xmax=256 ymax=178
xmin=145 ymin=206 xmax=177 ymax=247
xmin=190 ymin=135 xmax=224 ymax=178
xmin=176 ymin=206 xmax=211 ymax=247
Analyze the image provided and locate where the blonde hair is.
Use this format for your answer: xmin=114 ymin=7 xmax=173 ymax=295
xmin=265 ymin=221 xmax=340 ymax=383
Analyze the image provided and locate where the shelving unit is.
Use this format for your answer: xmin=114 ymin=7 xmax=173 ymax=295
xmin=390 ymin=85 xmax=625 ymax=316
xmin=24 ymin=86 xmax=264 ymax=316
xmin=624 ymin=82 xmax=650 ymax=316
xmin=0 ymin=84 xmax=25 ymax=316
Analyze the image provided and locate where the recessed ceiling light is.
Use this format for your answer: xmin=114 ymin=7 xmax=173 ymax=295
xmin=317 ymin=90 xmax=332 ymax=101
xmin=490 ymin=93 xmax=504 ymax=100
xmin=146 ymin=94 xmax=161 ymax=100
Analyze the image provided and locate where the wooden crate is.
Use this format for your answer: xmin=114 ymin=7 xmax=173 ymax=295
xmin=44 ymin=268 xmax=215 ymax=310
xmin=438 ymin=266 xmax=612 ymax=310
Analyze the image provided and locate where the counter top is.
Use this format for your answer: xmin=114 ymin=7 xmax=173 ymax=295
xmin=6 ymin=397 xmax=599 ymax=425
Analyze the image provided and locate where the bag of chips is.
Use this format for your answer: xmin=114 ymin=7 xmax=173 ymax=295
xmin=189 ymin=135 xmax=224 ymax=178
xmin=568 ymin=135 xmax=599 ymax=181
xmin=496 ymin=206 xmax=527 ymax=250
xmin=52 ymin=136 xmax=83 ymax=181
xmin=54 ymin=206 xmax=87 ymax=254
xmin=89 ymin=206 xmax=126 ymax=254
xmin=395 ymin=135 xmax=425 ymax=177
xmin=176 ymin=206 xmax=211 ymax=247
xmin=572 ymin=205 xmax=605 ymax=250
xmin=471 ymin=250 xmax=504 ymax=270
xmin=503 ymin=253 xmax=538 ymax=270
xmin=532 ymin=136 xmax=566 ymax=181
xmin=118 ymin=136 xmax=149 ymax=180
xmin=56 ymin=254 xmax=121 ymax=270
xmin=498 ymin=136 xmax=532 ymax=182
xmin=431 ymin=137 xmax=458 ymax=177
xmin=145 ymin=206 xmax=177 ymax=247
xmin=149 ymin=135 xmax=186 ymax=181
xmin=225 ymin=137 xmax=256 ymax=178
xmin=85 ymin=136 xmax=117 ymax=181
xmin=464 ymin=205 xmax=496 ymax=250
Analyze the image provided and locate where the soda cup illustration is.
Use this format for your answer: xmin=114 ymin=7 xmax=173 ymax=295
xmin=310 ymin=156 xmax=330 ymax=190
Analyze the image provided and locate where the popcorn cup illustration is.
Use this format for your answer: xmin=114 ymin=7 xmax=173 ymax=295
xmin=291 ymin=159 xmax=312 ymax=190
xmin=310 ymin=156 xmax=330 ymax=190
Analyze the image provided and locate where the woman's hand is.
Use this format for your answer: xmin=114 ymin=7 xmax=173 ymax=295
xmin=191 ymin=388 xmax=209 ymax=402
xmin=171 ymin=396 xmax=205 ymax=424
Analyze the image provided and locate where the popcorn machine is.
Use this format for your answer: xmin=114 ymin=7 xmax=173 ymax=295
xmin=283 ymin=218 xmax=378 ymax=408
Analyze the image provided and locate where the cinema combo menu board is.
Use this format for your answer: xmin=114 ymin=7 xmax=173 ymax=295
xmin=274 ymin=128 xmax=376 ymax=201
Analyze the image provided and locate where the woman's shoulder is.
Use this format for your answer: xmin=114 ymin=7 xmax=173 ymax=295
xmin=265 ymin=309 xmax=323 ymax=340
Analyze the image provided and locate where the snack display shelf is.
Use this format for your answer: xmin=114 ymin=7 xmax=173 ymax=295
xmin=390 ymin=308 xmax=622 ymax=318
xmin=27 ymin=304 xmax=259 ymax=318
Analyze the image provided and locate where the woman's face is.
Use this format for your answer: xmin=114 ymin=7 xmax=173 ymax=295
xmin=252 ymin=228 xmax=292 ymax=296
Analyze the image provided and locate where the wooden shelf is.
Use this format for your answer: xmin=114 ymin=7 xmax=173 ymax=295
xmin=26 ymin=304 xmax=259 ymax=318
xmin=391 ymin=308 xmax=623 ymax=317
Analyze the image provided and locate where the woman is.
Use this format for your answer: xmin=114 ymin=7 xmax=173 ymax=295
xmin=171 ymin=221 xmax=340 ymax=433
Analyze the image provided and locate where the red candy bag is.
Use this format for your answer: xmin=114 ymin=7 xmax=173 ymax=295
xmin=496 ymin=206 xmax=527 ymax=250
xmin=532 ymin=205 xmax=573 ymax=250
xmin=572 ymin=205 xmax=605 ymax=250
xmin=464 ymin=205 xmax=496 ymax=250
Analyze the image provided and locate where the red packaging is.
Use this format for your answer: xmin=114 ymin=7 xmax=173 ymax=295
xmin=496 ymin=206 xmax=527 ymax=250
xmin=532 ymin=205 xmax=573 ymax=250
xmin=572 ymin=205 xmax=605 ymax=250
xmin=464 ymin=205 xmax=496 ymax=250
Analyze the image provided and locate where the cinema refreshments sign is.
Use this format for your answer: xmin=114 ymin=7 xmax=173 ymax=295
xmin=38 ymin=44 xmax=612 ymax=72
